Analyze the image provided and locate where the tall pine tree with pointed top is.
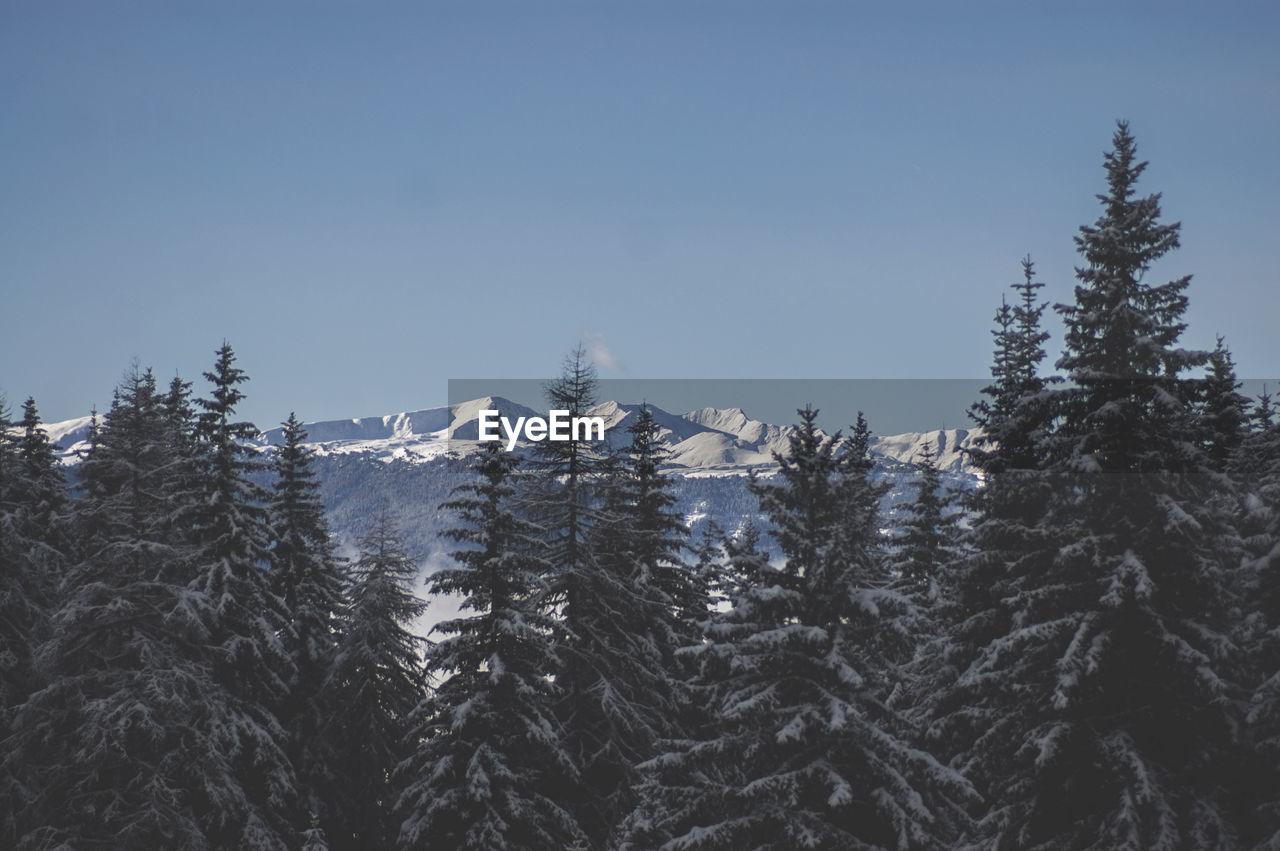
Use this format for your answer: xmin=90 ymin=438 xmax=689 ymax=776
xmin=927 ymin=258 xmax=1058 ymax=826
xmin=526 ymin=346 xmax=680 ymax=844
xmin=628 ymin=407 xmax=972 ymax=848
xmin=270 ymin=413 xmax=348 ymax=838
xmin=1239 ymin=389 xmax=1280 ymax=845
xmin=0 ymin=396 xmax=63 ymax=846
xmin=895 ymin=441 xmax=963 ymax=602
xmin=619 ymin=405 xmax=703 ymax=662
xmin=1198 ymin=337 xmax=1249 ymax=472
xmin=327 ymin=511 xmax=425 ymax=850
xmin=398 ymin=443 xmax=584 ymax=849
xmin=190 ymin=343 xmax=301 ymax=845
xmin=966 ymin=122 xmax=1245 ymax=848
xmin=7 ymin=367 xmax=298 ymax=849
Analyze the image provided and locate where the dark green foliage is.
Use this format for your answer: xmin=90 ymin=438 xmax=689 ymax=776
xmin=928 ymin=260 xmax=1059 ymax=819
xmin=630 ymin=407 xmax=971 ymax=849
xmin=1240 ymin=391 xmax=1280 ymax=845
xmin=270 ymin=413 xmax=348 ymax=838
xmin=1198 ymin=338 xmax=1249 ymax=471
xmin=328 ymin=512 xmax=425 ymax=850
xmin=529 ymin=351 xmax=688 ymax=845
xmin=619 ymin=405 xmax=704 ymax=657
xmin=0 ymin=397 xmax=63 ymax=845
xmin=7 ymin=368 xmax=294 ymax=849
xmin=968 ymin=257 xmax=1054 ymax=475
xmin=895 ymin=441 xmax=963 ymax=602
xmin=398 ymin=443 xmax=583 ymax=849
xmin=964 ymin=122 xmax=1244 ymax=849
xmin=189 ymin=344 xmax=301 ymax=843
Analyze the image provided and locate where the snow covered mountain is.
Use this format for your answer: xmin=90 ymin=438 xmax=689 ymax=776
xmin=42 ymin=396 xmax=982 ymax=475
xmin=39 ymin=398 xmax=982 ymax=565
xmin=265 ymin=397 xmax=983 ymax=477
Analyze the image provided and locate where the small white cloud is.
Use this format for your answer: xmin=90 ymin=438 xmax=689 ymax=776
xmin=582 ymin=330 xmax=624 ymax=374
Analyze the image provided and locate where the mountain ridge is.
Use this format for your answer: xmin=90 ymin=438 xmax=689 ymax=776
xmin=38 ymin=397 xmax=983 ymax=477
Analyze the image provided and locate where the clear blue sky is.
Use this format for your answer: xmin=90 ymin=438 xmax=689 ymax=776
xmin=3 ymin=1 xmax=1277 ymax=429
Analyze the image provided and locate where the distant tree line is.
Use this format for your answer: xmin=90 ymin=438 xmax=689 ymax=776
xmin=3 ymin=121 xmax=1279 ymax=848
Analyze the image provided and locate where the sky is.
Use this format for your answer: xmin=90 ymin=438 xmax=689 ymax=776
xmin=3 ymin=1 xmax=1278 ymax=431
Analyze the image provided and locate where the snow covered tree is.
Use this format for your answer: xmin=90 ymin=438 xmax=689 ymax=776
xmin=0 ymin=396 xmax=62 ymax=846
xmin=189 ymin=344 xmax=301 ymax=843
xmin=1198 ymin=337 xmax=1249 ymax=471
xmin=895 ymin=441 xmax=963 ymax=602
xmin=715 ymin=520 xmax=770 ymax=626
xmin=963 ymin=122 xmax=1245 ymax=848
xmin=0 ymin=396 xmax=63 ymax=705
xmin=326 ymin=511 xmax=425 ymax=850
xmin=967 ymin=256 xmax=1054 ymax=475
xmin=15 ymin=397 xmax=68 ymax=549
xmin=159 ymin=374 xmax=201 ymax=542
xmin=617 ymin=405 xmax=703 ymax=661
xmin=398 ymin=442 xmax=584 ymax=849
xmin=520 ymin=346 xmax=677 ymax=844
xmin=627 ymin=407 xmax=972 ymax=848
xmin=7 ymin=367 xmax=295 ymax=849
xmin=1238 ymin=390 xmax=1280 ymax=845
xmin=926 ymin=259 xmax=1059 ymax=821
xmin=269 ymin=413 xmax=348 ymax=836
xmin=560 ymin=433 xmax=691 ymax=845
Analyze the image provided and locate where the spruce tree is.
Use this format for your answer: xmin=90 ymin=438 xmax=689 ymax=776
xmin=966 ymin=122 xmax=1244 ymax=848
xmin=0 ymin=397 xmax=59 ymax=846
xmin=327 ymin=511 xmax=425 ymax=850
xmin=1199 ymin=337 xmax=1249 ymax=471
xmin=895 ymin=441 xmax=963 ymax=602
xmin=190 ymin=343 xmax=301 ymax=844
xmin=568 ymin=429 xmax=688 ymax=845
xmin=398 ymin=443 xmax=584 ymax=849
xmin=967 ymin=257 xmax=1054 ymax=474
xmin=7 ymin=368 xmax=293 ymax=848
xmin=618 ymin=405 xmax=703 ymax=660
xmin=1240 ymin=390 xmax=1280 ymax=845
xmin=15 ymin=397 xmax=67 ymax=547
xmin=159 ymin=374 xmax=201 ymax=542
xmin=526 ymin=346 xmax=674 ymax=844
xmin=269 ymin=413 xmax=347 ymax=837
xmin=629 ymin=407 xmax=971 ymax=848
xmin=928 ymin=259 xmax=1057 ymax=825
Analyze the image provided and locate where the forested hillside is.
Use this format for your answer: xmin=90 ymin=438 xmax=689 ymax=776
xmin=3 ymin=124 xmax=1278 ymax=849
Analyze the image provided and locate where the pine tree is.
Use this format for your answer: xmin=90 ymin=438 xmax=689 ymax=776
xmin=15 ymin=397 xmax=67 ymax=546
xmin=967 ymin=257 xmax=1054 ymax=475
xmin=189 ymin=343 xmax=301 ymax=845
xmin=398 ymin=443 xmax=584 ymax=849
xmin=966 ymin=122 xmax=1244 ymax=848
xmin=0 ymin=397 xmax=59 ymax=846
xmin=160 ymin=374 xmax=201 ymax=543
xmin=619 ymin=405 xmax=703 ymax=661
xmin=6 ymin=368 xmax=291 ymax=848
xmin=567 ymin=432 xmax=688 ymax=845
xmin=1239 ymin=390 xmax=1280 ymax=845
xmin=524 ymin=346 xmax=678 ymax=844
xmin=1199 ymin=337 xmax=1249 ymax=471
xmin=895 ymin=441 xmax=963 ymax=602
xmin=269 ymin=413 xmax=347 ymax=836
xmin=629 ymin=407 xmax=971 ymax=848
xmin=327 ymin=512 xmax=426 ymax=850
xmin=926 ymin=260 xmax=1060 ymax=826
